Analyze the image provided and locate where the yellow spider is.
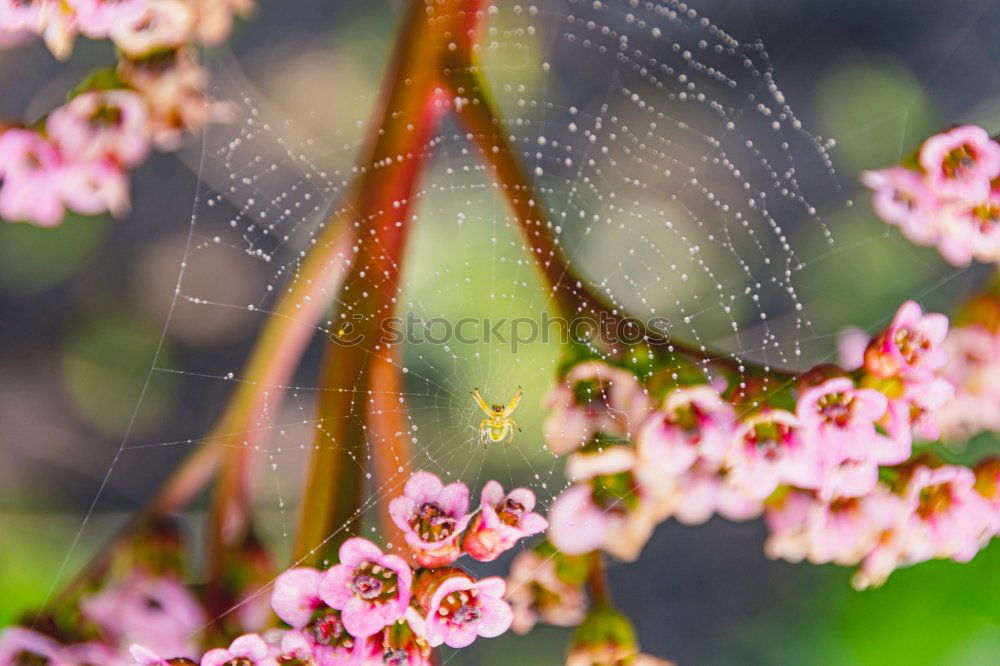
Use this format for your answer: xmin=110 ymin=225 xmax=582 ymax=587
xmin=472 ymin=386 xmax=523 ymax=448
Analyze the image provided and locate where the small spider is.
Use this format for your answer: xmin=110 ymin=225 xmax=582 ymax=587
xmin=472 ymin=386 xmax=523 ymax=448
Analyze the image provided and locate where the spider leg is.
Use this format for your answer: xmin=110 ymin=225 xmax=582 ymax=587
xmin=471 ymin=388 xmax=493 ymax=417
xmin=509 ymin=419 xmax=521 ymax=432
xmin=479 ymin=419 xmax=490 ymax=449
xmin=503 ymin=386 xmax=523 ymax=417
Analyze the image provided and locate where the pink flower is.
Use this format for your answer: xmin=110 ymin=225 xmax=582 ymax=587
xmin=900 ymin=465 xmax=994 ymax=563
xmin=837 ymin=326 xmax=870 ymax=371
xmin=935 ymin=195 xmax=1000 ymax=266
xmin=506 ymin=550 xmax=586 ymax=634
xmin=352 ymin=608 xmax=431 ymax=666
xmin=48 ymin=90 xmax=151 ymax=167
xmin=109 ymin=0 xmax=194 ymax=59
xmin=0 ymin=627 xmax=61 ymax=664
xmin=117 ymin=47 xmax=233 ymax=150
xmin=566 ymin=442 xmax=637 ymax=482
xmin=0 ymin=0 xmax=45 ymax=33
xmin=462 ymin=481 xmax=547 ymax=562
xmin=306 ymin=609 xmax=358 ymax=661
xmin=39 ymin=0 xmax=76 ymax=59
xmin=129 ymin=644 xmax=198 ymax=665
xmin=796 ymin=377 xmax=887 ymax=461
xmin=60 ymin=158 xmax=131 ymax=217
xmin=317 ymin=537 xmax=412 ymax=639
xmin=661 ymin=462 xmax=762 ymax=525
xmin=422 ymin=575 xmax=513 ymax=649
xmin=547 ymin=477 xmax=659 ymax=561
xmin=61 ymin=641 xmax=128 ymax=665
xmin=82 ymin=573 xmax=205 ymax=660
xmin=919 ymin=125 xmax=1000 ymax=201
xmin=200 ymin=633 xmax=271 ymax=666
xmin=865 ymin=300 xmax=949 ymax=379
xmin=725 ymin=410 xmax=820 ymax=500
xmin=270 ymin=567 xmax=324 ymax=629
xmin=937 ymin=325 xmax=1000 ymax=440
xmin=543 ymin=361 xmax=651 ymax=455
xmin=636 ymin=385 xmax=736 ymax=476
xmin=189 ymin=0 xmax=254 ymax=46
xmin=861 ymin=167 xmax=939 ymax=244
xmin=902 ymin=376 xmax=955 ymax=441
xmin=765 ymin=487 xmax=906 ymax=566
xmin=67 ymin=0 xmax=145 ymax=38
xmin=0 ymin=128 xmax=67 ymax=226
xmin=388 ymin=470 xmax=471 ymax=567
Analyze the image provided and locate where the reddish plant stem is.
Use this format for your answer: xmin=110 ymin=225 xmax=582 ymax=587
xmin=587 ymin=551 xmax=612 ymax=606
xmin=444 ymin=65 xmax=798 ymax=381
xmin=293 ymin=0 xmax=486 ymax=566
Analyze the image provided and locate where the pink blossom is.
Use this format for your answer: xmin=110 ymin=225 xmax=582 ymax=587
xmin=726 ymin=410 xmax=820 ymax=500
xmin=796 ymin=377 xmax=887 ymax=461
xmin=0 ymin=25 xmax=31 ymax=47
xmin=0 ymin=627 xmax=61 ymax=664
xmin=662 ymin=462 xmax=762 ymax=525
xmin=566 ymin=442 xmax=637 ymax=482
xmin=936 ymin=325 xmax=1000 ymax=440
xmin=462 ymin=481 xmax=547 ymax=562
xmin=48 ymin=90 xmax=151 ymax=167
xmin=837 ymin=326 xmax=870 ymax=371
xmin=270 ymin=567 xmax=324 ymax=629
xmin=422 ymin=575 xmax=513 ymax=649
xmin=547 ymin=478 xmax=659 ymax=561
xmin=60 ymin=158 xmax=131 ymax=217
xmin=0 ymin=128 xmax=67 ymax=226
xmin=81 ymin=573 xmax=205 ymax=660
xmin=317 ymin=537 xmax=412 ymax=639
xmin=900 ymin=465 xmax=994 ymax=563
xmin=61 ymin=641 xmax=128 ymax=665
xmin=765 ymin=487 xmax=906 ymax=566
xmin=903 ymin=376 xmax=955 ymax=441
xmin=129 ymin=644 xmax=198 ymax=665
xmin=306 ymin=610 xmax=358 ymax=662
xmin=935 ymin=195 xmax=1000 ymax=266
xmin=109 ymin=0 xmax=194 ymax=59
xmin=506 ymin=550 xmax=586 ymax=634
xmin=919 ymin=125 xmax=1000 ymax=201
xmin=861 ymin=167 xmax=939 ymax=244
xmin=543 ymin=361 xmax=651 ymax=455
xmin=636 ymin=385 xmax=736 ymax=476
xmin=189 ymin=0 xmax=254 ymax=46
xmin=40 ymin=0 xmax=77 ymax=59
xmin=67 ymin=0 xmax=145 ymax=38
xmin=200 ymin=633 xmax=271 ymax=666
xmin=0 ymin=0 xmax=45 ymax=33
xmin=118 ymin=47 xmax=233 ymax=150
xmin=352 ymin=608 xmax=431 ymax=666
xmin=865 ymin=300 xmax=949 ymax=379
xmin=388 ymin=470 xmax=471 ymax=567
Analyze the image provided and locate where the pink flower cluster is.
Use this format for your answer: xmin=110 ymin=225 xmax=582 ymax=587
xmin=543 ymin=301 xmax=999 ymax=586
xmin=0 ymin=572 xmax=206 ymax=665
xmin=0 ymin=1 xmax=239 ymax=226
xmin=934 ymin=321 xmax=1000 ymax=440
xmin=0 ymin=0 xmax=253 ymax=60
xmin=388 ymin=471 xmax=548 ymax=567
xmin=0 ymin=474 xmax=541 ymax=664
xmin=863 ymin=124 xmax=1000 ymax=266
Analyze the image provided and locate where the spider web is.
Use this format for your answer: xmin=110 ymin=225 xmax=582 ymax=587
xmin=28 ymin=0 xmax=1000 ymax=663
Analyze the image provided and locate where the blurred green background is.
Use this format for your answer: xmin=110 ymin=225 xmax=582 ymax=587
xmin=2 ymin=0 xmax=999 ymax=664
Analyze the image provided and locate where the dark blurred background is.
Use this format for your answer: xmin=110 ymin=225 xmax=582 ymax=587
xmin=2 ymin=1 xmax=999 ymax=664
